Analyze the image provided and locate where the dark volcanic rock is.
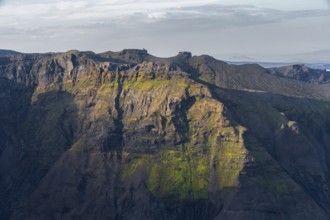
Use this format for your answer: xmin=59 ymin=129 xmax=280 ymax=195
xmin=1 ymin=50 xmax=330 ymax=220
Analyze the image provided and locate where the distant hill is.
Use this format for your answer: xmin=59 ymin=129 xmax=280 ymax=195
xmin=0 ymin=49 xmax=22 ymax=56
xmin=227 ymin=55 xmax=256 ymax=62
xmin=268 ymin=64 xmax=330 ymax=84
xmin=227 ymin=61 xmax=293 ymax=68
xmin=305 ymin=63 xmax=330 ymax=71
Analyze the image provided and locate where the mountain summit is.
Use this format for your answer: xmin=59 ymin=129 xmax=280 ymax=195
xmin=1 ymin=50 xmax=330 ymax=220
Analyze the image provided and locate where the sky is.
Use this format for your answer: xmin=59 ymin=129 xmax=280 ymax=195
xmin=0 ymin=0 xmax=330 ymax=61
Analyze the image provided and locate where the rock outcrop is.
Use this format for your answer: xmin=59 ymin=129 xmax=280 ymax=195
xmin=268 ymin=64 xmax=330 ymax=84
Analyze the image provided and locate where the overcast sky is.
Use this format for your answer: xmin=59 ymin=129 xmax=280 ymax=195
xmin=1 ymin=0 xmax=330 ymax=61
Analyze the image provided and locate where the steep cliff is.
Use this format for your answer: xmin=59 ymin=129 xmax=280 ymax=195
xmin=1 ymin=50 xmax=330 ymax=220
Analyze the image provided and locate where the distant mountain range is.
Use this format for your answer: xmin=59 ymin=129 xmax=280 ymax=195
xmin=228 ymin=61 xmax=330 ymax=70
xmin=225 ymin=50 xmax=330 ymax=70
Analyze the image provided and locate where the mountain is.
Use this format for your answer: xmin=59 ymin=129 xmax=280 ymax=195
xmin=226 ymin=55 xmax=256 ymax=62
xmin=0 ymin=49 xmax=22 ymax=56
xmin=268 ymin=64 xmax=330 ymax=84
xmin=306 ymin=63 xmax=330 ymax=71
xmin=1 ymin=49 xmax=330 ymax=220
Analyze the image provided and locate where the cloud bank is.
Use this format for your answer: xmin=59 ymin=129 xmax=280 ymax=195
xmin=0 ymin=0 xmax=330 ymax=61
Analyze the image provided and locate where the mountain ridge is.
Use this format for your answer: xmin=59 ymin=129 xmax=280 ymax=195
xmin=1 ymin=49 xmax=330 ymax=220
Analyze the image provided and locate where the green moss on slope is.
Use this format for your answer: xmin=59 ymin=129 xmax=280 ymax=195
xmin=118 ymin=90 xmax=248 ymax=201
xmin=148 ymin=149 xmax=209 ymax=200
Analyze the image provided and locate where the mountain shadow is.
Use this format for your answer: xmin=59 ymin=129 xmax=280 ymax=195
xmin=0 ymin=89 xmax=78 ymax=219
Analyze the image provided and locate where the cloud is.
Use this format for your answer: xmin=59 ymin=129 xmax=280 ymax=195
xmin=110 ymin=4 xmax=330 ymax=31
xmin=0 ymin=0 xmax=330 ymax=60
xmin=56 ymin=1 xmax=88 ymax=10
xmin=1 ymin=1 xmax=329 ymax=28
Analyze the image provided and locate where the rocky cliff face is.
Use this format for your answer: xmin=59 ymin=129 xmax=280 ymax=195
xmin=1 ymin=50 xmax=330 ymax=220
